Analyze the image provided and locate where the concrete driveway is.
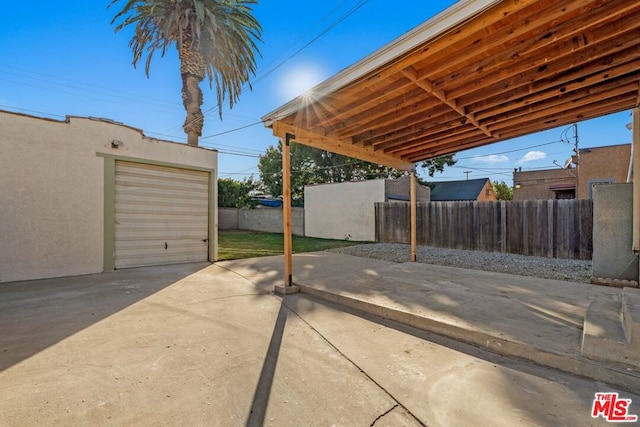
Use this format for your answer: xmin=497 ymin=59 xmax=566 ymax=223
xmin=1 ymin=255 xmax=638 ymax=426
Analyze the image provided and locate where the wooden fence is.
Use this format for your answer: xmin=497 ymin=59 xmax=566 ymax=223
xmin=375 ymin=200 xmax=593 ymax=260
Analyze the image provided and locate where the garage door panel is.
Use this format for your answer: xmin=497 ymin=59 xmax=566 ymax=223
xmin=114 ymin=161 xmax=209 ymax=269
xmin=115 ymin=176 xmax=209 ymax=194
xmin=116 ymin=227 xmax=207 ymax=241
xmin=117 ymin=161 xmax=208 ymax=179
xmin=116 ymin=195 xmax=209 ymax=211
xmin=115 ymin=240 xmax=206 ymax=262
xmin=115 ymin=252 xmax=206 ymax=269
xmin=115 ymin=238 xmax=207 ymax=249
xmin=115 ymin=213 xmax=209 ymax=224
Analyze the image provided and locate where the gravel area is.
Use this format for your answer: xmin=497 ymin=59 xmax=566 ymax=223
xmin=329 ymin=243 xmax=593 ymax=284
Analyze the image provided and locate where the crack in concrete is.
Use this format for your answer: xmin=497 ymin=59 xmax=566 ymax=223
xmin=281 ymin=296 xmax=426 ymax=427
xmin=370 ymin=403 xmax=398 ymax=426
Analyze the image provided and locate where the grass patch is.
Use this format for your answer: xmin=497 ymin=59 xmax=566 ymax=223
xmin=218 ymin=230 xmax=368 ymax=261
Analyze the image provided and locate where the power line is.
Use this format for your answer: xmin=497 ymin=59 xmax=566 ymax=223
xmin=0 ymin=66 xmax=182 ymax=112
xmin=200 ymin=120 xmax=263 ymax=139
xmin=0 ymin=104 xmax=66 ymax=119
xmin=455 ymin=139 xmax=564 ymax=160
xmin=175 ymin=0 xmax=373 ymax=135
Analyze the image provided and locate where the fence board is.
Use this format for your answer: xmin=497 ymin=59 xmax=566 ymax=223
xmin=375 ymin=199 xmax=593 ymax=260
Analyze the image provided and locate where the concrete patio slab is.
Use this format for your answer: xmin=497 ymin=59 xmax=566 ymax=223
xmin=0 ymin=263 xmax=407 ymax=426
xmin=220 ymin=252 xmax=640 ymax=391
xmin=284 ymin=293 xmax=639 ymax=427
xmin=2 ymin=253 xmax=640 ymax=425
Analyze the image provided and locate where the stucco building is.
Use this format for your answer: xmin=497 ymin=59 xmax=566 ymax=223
xmin=513 ymin=168 xmax=577 ymax=200
xmin=1 ymin=110 xmax=218 ymax=283
xmin=576 ymin=144 xmax=632 ymax=199
xmin=304 ymin=176 xmax=429 ymax=241
xmin=513 ymin=144 xmax=631 ymax=200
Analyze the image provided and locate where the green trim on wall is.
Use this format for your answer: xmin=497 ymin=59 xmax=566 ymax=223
xmin=209 ymin=169 xmax=218 ymax=262
xmin=96 ymin=152 xmax=215 ymax=172
xmin=103 ymin=157 xmax=116 ymax=271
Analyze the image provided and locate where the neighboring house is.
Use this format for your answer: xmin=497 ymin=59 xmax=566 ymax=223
xmin=513 ymin=168 xmax=577 ymax=200
xmin=430 ymin=178 xmax=497 ymax=201
xmin=304 ymin=176 xmax=430 ymax=241
xmin=0 ymin=110 xmax=218 ymax=283
xmin=513 ymin=143 xmax=631 ymax=200
xmin=576 ymin=143 xmax=631 ymax=199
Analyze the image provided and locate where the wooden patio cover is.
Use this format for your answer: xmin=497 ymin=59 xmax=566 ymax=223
xmin=263 ymin=0 xmax=639 ymax=167
xmin=261 ymin=0 xmax=640 ymax=288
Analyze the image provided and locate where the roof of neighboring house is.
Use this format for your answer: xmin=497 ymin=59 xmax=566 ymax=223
xmin=430 ymin=178 xmax=490 ymax=201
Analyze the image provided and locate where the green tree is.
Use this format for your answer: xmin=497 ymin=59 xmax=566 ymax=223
xmin=420 ymin=155 xmax=457 ymax=177
xmin=258 ymin=143 xmax=405 ymax=204
xmin=218 ymin=177 xmax=256 ymax=208
xmin=109 ymin=0 xmax=262 ymax=146
xmin=492 ymin=180 xmax=514 ymax=200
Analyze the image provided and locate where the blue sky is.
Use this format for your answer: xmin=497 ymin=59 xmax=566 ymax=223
xmin=1 ymin=1 xmax=633 ymax=184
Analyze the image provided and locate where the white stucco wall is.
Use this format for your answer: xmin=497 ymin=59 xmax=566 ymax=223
xmin=304 ymin=180 xmax=385 ymax=241
xmin=0 ymin=111 xmax=217 ymax=283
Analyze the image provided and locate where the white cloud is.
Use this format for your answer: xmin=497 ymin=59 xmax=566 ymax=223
xmin=518 ymin=151 xmax=546 ymax=163
xmin=473 ymin=154 xmax=509 ymax=163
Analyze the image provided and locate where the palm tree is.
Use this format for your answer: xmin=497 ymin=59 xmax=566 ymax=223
xmin=109 ymin=0 xmax=262 ymax=146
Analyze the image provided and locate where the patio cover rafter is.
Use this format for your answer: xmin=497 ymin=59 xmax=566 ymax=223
xmin=263 ymin=0 xmax=640 ymax=168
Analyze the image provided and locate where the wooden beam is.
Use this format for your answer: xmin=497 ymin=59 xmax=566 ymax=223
xmin=315 ymin=77 xmax=415 ymax=129
xmin=439 ymin=0 xmax=640 ymax=99
xmin=368 ymin=115 xmax=467 ymax=151
xmin=425 ymin=0 xmax=611 ymax=87
xmin=406 ymin=134 xmax=492 ymax=162
xmin=412 ymin=99 xmax=634 ymax=161
xmin=282 ymin=133 xmax=293 ymax=287
xmin=487 ymin=89 xmax=639 ymax=135
xmin=465 ymin=44 xmax=640 ymax=115
xmin=494 ymin=96 xmax=635 ymax=138
xmin=392 ymin=128 xmax=483 ymax=157
xmin=384 ymin=123 xmax=477 ymax=155
xmin=330 ymin=87 xmax=435 ymax=137
xmin=477 ymin=74 xmax=640 ymax=123
xmin=633 ymin=107 xmax=640 ymax=255
xmin=272 ymin=121 xmax=414 ymax=171
xmin=401 ymin=68 xmax=493 ymax=137
xmin=335 ymin=97 xmax=446 ymax=139
xmin=328 ymin=0 xmax=540 ymax=99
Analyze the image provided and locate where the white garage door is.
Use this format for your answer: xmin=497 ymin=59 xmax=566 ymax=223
xmin=114 ymin=161 xmax=209 ymax=269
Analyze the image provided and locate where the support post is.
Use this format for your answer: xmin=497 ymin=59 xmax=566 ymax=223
xmin=282 ymin=133 xmax=294 ymax=286
xmin=410 ymin=170 xmax=417 ymax=262
xmin=633 ymin=107 xmax=640 ymax=256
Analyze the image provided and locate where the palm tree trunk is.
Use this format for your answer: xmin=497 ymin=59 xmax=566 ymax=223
xmin=179 ymin=39 xmax=205 ymax=147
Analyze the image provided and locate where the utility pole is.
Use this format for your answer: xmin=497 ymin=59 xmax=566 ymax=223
xmin=464 ymin=171 xmax=472 ymax=180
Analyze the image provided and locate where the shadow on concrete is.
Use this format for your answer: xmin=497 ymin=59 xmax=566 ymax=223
xmin=286 ymin=293 xmax=627 ymax=427
xmin=0 ymin=263 xmax=209 ymax=372
xmin=246 ymin=301 xmax=288 ymax=427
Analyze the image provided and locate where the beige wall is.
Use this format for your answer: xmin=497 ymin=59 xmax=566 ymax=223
xmin=305 ymin=179 xmax=385 ymax=241
xmin=0 ymin=111 xmax=217 ymax=283
xmin=513 ymin=169 xmax=576 ymax=200
xmin=577 ymin=144 xmax=631 ymax=199
xmin=238 ymin=207 xmax=305 ymax=236
xmin=219 ymin=208 xmax=239 ymax=230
